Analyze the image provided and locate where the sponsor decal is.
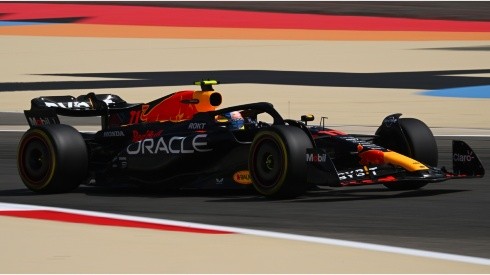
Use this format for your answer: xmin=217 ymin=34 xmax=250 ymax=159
xmin=127 ymin=134 xmax=211 ymax=155
xmin=306 ymin=153 xmax=328 ymax=163
xmin=233 ymin=170 xmax=252 ymax=185
xmin=28 ymin=116 xmax=58 ymax=126
xmin=338 ymin=167 xmax=378 ymax=181
xmin=45 ymin=101 xmax=90 ymax=108
xmin=44 ymin=98 xmax=115 ymax=109
xmin=454 ymin=150 xmax=474 ymax=162
xmin=188 ymin=122 xmax=206 ymax=130
xmin=132 ymin=130 xmax=163 ymax=142
xmin=103 ymin=130 xmax=124 ymax=138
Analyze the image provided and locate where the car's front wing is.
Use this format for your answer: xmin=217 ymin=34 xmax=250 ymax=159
xmin=306 ymin=140 xmax=485 ymax=188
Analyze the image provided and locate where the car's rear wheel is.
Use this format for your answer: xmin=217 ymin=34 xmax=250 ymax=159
xmin=249 ymin=125 xmax=312 ymax=199
xmin=17 ymin=125 xmax=88 ymax=193
xmin=375 ymin=118 xmax=438 ymax=191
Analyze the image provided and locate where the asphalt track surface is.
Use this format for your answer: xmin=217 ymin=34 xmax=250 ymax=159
xmin=1 ymin=130 xmax=489 ymax=259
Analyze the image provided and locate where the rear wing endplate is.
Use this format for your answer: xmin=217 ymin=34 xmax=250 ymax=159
xmin=24 ymin=109 xmax=60 ymax=127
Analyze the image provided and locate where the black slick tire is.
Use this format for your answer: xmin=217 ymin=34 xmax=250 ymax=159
xmin=17 ymin=124 xmax=88 ymax=193
xmin=376 ymin=118 xmax=438 ymax=191
xmin=249 ymin=125 xmax=312 ymax=199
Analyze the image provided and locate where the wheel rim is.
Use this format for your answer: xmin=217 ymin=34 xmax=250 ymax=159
xmin=253 ymin=137 xmax=284 ymax=188
xmin=264 ymin=154 xmax=274 ymax=171
xmin=19 ymin=135 xmax=53 ymax=187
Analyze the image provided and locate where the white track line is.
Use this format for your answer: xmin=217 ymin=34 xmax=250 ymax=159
xmin=1 ymin=202 xmax=489 ymax=266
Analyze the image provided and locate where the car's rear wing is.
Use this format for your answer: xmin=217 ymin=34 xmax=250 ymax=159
xmin=24 ymin=93 xmax=136 ymax=129
xmin=30 ymin=93 xmax=130 ymax=111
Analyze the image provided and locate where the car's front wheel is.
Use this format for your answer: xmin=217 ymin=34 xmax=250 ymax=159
xmin=375 ymin=117 xmax=438 ymax=190
xmin=249 ymin=125 xmax=312 ymax=199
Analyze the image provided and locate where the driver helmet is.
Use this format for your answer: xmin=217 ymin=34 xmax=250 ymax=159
xmin=224 ymin=111 xmax=244 ymax=130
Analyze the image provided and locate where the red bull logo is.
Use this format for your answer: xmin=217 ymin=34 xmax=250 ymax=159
xmin=139 ymin=91 xmax=197 ymax=123
xmin=126 ymin=90 xmax=222 ymax=125
xmin=132 ymin=130 xmax=163 ymax=142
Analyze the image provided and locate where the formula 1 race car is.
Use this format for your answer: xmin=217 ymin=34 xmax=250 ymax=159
xmin=17 ymin=80 xmax=485 ymax=198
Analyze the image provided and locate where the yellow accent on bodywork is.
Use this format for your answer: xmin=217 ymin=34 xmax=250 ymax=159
xmin=383 ymin=151 xmax=429 ymax=172
xmin=194 ymin=80 xmax=219 ymax=86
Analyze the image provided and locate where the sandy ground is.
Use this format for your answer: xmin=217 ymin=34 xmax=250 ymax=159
xmin=1 ymin=215 xmax=489 ymax=274
xmin=1 ymin=37 xmax=489 ymax=132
